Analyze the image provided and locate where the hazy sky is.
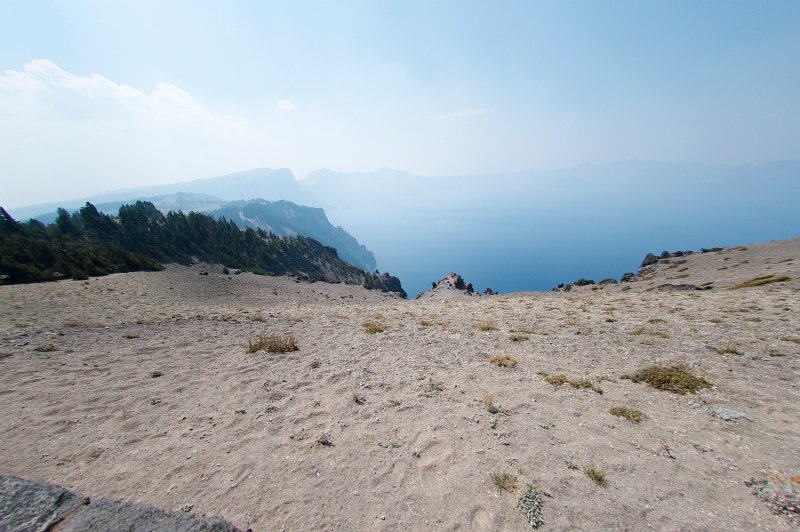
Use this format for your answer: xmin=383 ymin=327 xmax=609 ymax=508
xmin=1 ymin=0 xmax=799 ymax=208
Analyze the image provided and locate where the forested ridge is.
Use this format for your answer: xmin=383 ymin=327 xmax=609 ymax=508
xmin=0 ymin=202 xmax=406 ymax=296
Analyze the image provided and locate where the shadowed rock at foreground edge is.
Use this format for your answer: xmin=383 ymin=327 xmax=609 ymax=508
xmin=0 ymin=475 xmax=243 ymax=532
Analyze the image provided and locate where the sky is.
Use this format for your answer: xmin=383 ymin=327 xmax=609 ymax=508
xmin=1 ymin=0 xmax=799 ymax=208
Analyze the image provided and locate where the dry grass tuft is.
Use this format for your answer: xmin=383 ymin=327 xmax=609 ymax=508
xmin=609 ymin=406 xmax=647 ymax=423
xmin=490 ymin=472 xmax=519 ymax=494
xmin=490 ymin=354 xmax=518 ymax=368
xmin=362 ymin=321 xmax=386 ymax=334
xmin=584 ymin=466 xmax=607 ymax=487
xmin=477 ymin=321 xmax=498 ymax=331
xmin=483 ymin=394 xmax=500 ymax=414
xmin=622 ymin=364 xmax=711 ymax=394
xmin=730 ymin=275 xmax=791 ymax=289
xmin=247 ymin=333 xmax=298 ymax=353
xmin=630 ymin=327 xmax=671 ymax=338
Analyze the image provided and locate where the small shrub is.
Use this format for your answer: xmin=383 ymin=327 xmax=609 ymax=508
xmin=545 ymin=374 xmax=568 ymax=386
xmin=490 ymin=472 xmax=519 ymax=494
xmin=510 ymin=334 xmax=529 ymax=342
xmin=122 ymin=333 xmax=140 ymax=339
xmin=583 ymin=466 xmax=607 ymax=487
xmin=477 ymin=321 xmax=498 ymax=331
xmin=609 ymin=406 xmax=647 ymax=423
xmin=622 ymin=364 xmax=711 ymax=394
xmin=517 ymin=484 xmax=545 ymax=529
xmin=420 ymin=320 xmax=434 ymax=327
xmin=422 ymin=380 xmax=445 ymax=396
xmin=483 ymin=394 xmax=500 ymax=414
xmin=362 ymin=321 xmax=386 ymax=334
xmin=490 ymin=355 xmax=518 ymax=368
xmin=730 ymin=275 xmax=791 ymax=289
xmin=250 ymin=314 xmax=267 ymax=322
xmin=353 ymin=393 xmax=366 ymax=405
xmin=310 ymin=360 xmax=321 ymax=369
xmin=247 ymin=333 xmax=298 ymax=353
xmin=33 ymin=344 xmax=58 ymax=352
xmin=150 ymin=371 xmax=163 ymax=378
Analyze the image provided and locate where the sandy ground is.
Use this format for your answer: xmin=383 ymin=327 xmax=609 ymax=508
xmin=1 ymin=238 xmax=799 ymax=531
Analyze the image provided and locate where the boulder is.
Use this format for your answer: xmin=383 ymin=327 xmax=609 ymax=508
xmin=640 ymin=253 xmax=659 ymax=267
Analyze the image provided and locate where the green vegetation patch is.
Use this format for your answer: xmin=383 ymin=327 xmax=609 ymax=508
xmin=609 ymin=406 xmax=647 ymax=423
xmin=622 ymin=364 xmax=711 ymax=394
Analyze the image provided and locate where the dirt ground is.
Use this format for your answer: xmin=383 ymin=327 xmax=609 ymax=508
xmin=1 ymin=238 xmax=798 ymax=530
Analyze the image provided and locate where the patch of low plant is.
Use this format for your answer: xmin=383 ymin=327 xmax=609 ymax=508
xmin=609 ymin=406 xmax=647 ymax=423
xmin=420 ymin=319 xmax=434 ymax=327
xmin=362 ymin=321 xmax=386 ymax=334
xmin=745 ymin=476 xmax=800 ymax=525
xmin=490 ymin=354 xmax=518 ymax=368
xmin=622 ymin=364 xmax=711 ymax=394
xmin=247 ymin=333 xmax=298 ymax=353
xmin=516 ymin=483 xmax=545 ymax=529
xmin=477 ymin=321 xmax=498 ymax=331
xmin=150 ymin=370 xmax=163 ymax=378
xmin=730 ymin=275 xmax=791 ymax=289
xmin=33 ymin=344 xmax=58 ymax=352
xmin=583 ymin=465 xmax=607 ymax=487
xmin=483 ymin=394 xmax=501 ymax=414
xmin=629 ymin=327 xmax=670 ymax=339
xmin=714 ymin=347 xmax=745 ymax=356
xmin=545 ymin=374 xmax=602 ymax=394
xmin=122 ymin=333 xmax=140 ymax=339
xmin=510 ymin=334 xmax=529 ymax=342
xmin=490 ymin=472 xmax=519 ymax=494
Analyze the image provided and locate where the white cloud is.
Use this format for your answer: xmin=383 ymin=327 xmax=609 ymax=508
xmin=0 ymin=60 xmax=272 ymax=207
xmin=275 ymin=99 xmax=295 ymax=111
xmin=442 ymin=107 xmax=490 ymax=120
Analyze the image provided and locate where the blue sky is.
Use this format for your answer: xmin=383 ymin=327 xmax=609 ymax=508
xmin=1 ymin=0 xmax=799 ymax=207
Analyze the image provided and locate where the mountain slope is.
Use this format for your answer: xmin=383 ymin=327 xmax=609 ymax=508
xmin=208 ymin=199 xmax=377 ymax=271
xmin=0 ymin=202 xmax=406 ymax=297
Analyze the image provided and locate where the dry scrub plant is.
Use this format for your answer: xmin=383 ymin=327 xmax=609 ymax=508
xmin=247 ymin=333 xmax=298 ymax=353
xmin=490 ymin=355 xmax=518 ymax=368
xmin=545 ymin=374 xmax=603 ymax=394
xmin=730 ymin=275 xmax=791 ymax=289
xmin=362 ymin=321 xmax=386 ymax=334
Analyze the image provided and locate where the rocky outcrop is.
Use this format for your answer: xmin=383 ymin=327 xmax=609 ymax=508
xmin=416 ymin=273 xmax=495 ymax=300
xmin=0 ymin=475 xmax=242 ymax=531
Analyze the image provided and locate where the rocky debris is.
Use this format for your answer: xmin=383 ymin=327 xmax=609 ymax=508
xmin=701 ymin=247 xmax=724 ymax=253
xmin=0 ymin=475 xmax=243 ymax=532
xmin=598 ymin=278 xmax=618 ymax=285
xmin=620 ymin=272 xmax=636 ymax=283
xmin=656 ymin=283 xmax=711 ymax=291
xmin=417 ymin=273 xmax=494 ymax=299
xmin=703 ymin=407 xmax=751 ymax=422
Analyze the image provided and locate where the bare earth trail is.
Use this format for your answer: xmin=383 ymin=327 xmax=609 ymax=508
xmin=1 ymin=238 xmax=799 ymax=530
